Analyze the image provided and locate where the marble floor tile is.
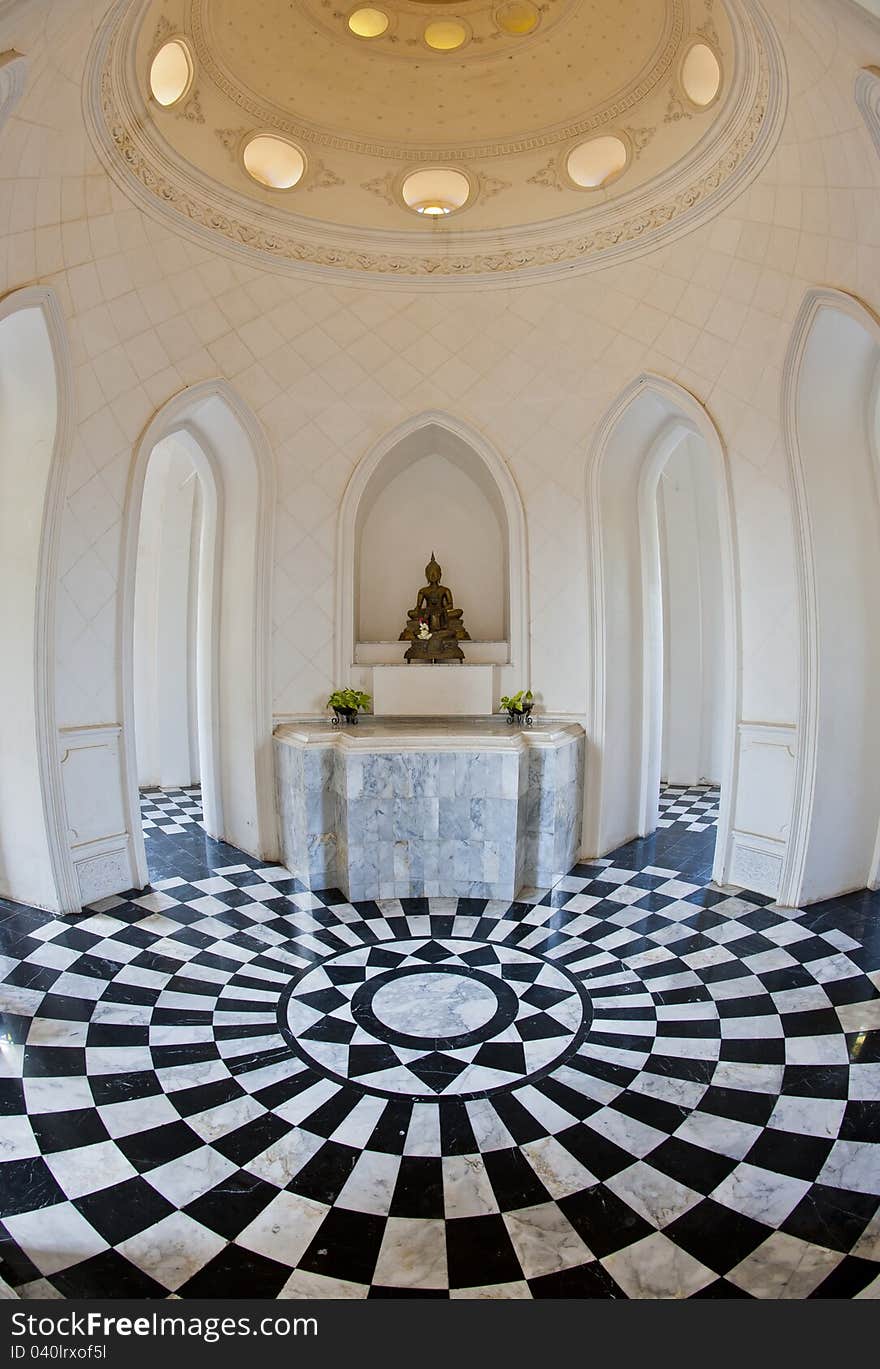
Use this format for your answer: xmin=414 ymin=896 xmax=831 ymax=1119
xmin=603 ymin=1231 xmax=715 ymax=1298
xmin=727 ymin=1231 xmax=844 ymax=1298
xmin=502 ymin=1202 xmax=593 ymax=1279
xmin=0 ymin=783 xmax=876 ymax=1299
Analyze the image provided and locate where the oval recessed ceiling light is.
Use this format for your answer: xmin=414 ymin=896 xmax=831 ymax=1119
xmin=348 ymin=7 xmax=389 ymax=38
xmin=424 ymin=20 xmax=468 ymax=51
xmin=149 ymin=39 xmax=193 ymax=107
xmin=495 ymin=1 xmax=539 ymax=36
xmin=242 ymin=135 xmax=306 ymax=190
xmin=681 ymin=42 xmax=722 ymax=107
xmin=401 ymin=167 xmax=470 ymax=216
xmin=566 ymin=135 xmax=629 ymax=189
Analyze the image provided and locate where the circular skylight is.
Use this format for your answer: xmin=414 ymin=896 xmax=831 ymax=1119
xmin=401 ymin=167 xmax=470 ymax=215
xmin=348 ymin=8 xmax=390 ymax=38
xmin=424 ymin=20 xmax=469 ymax=51
xmin=681 ymin=43 xmax=722 ymax=107
xmin=566 ymin=135 xmax=629 ymax=189
xmin=495 ymin=2 xmax=539 ymax=36
xmin=149 ymin=39 xmax=193 ymax=107
xmin=242 ymin=135 xmax=306 ymax=190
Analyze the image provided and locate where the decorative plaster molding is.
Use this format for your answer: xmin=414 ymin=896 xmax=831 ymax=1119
xmin=528 ymin=156 xmax=566 ymax=191
xmin=855 ymin=66 xmax=880 ymax=159
xmin=173 ymin=84 xmax=204 ymax=123
xmin=0 ymin=49 xmax=27 ymax=132
xmin=478 ymin=172 xmax=512 ymax=200
xmin=84 ymin=0 xmax=787 ymax=285
xmin=216 ymin=125 xmax=248 ymax=158
xmin=305 ymin=158 xmax=344 ymax=191
xmin=74 ymin=846 xmax=134 ymax=904
xmin=190 ymin=0 xmax=684 ymax=154
xmin=361 ymin=172 xmax=396 ymax=205
xmin=736 ymin=720 xmax=796 ymax=752
xmin=664 ymin=84 xmax=694 ymax=123
xmin=152 ymin=13 xmax=173 ymax=45
xmin=625 ymin=125 xmax=657 ymax=158
xmin=728 ymin=833 xmax=784 ymax=898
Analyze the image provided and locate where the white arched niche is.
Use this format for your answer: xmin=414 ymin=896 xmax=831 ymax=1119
xmin=337 ymin=413 xmax=529 ymax=693
xmin=0 ymin=285 xmax=77 ymax=913
xmin=584 ymin=374 xmax=739 ymax=884
xmin=121 ymin=380 xmax=276 ymax=885
xmin=779 ymin=290 xmax=880 ymax=907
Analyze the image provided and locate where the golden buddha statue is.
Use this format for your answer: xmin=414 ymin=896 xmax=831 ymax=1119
xmin=399 ymin=553 xmax=471 ymax=663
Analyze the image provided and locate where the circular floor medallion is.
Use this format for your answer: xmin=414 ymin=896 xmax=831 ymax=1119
xmin=279 ymin=936 xmax=592 ymax=1099
xmin=361 ymin=967 xmax=513 ymax=1045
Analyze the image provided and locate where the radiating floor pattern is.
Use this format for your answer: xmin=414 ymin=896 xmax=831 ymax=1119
xmin=0 ymin=786 xmax=878 ymax=1299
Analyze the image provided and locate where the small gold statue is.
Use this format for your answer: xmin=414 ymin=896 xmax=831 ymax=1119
xmin=399 ymin=553 xmax=471 ymax=663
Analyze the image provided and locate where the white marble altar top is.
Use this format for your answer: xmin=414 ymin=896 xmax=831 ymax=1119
xmin=273 ymin=716 xmax=585 ymax=752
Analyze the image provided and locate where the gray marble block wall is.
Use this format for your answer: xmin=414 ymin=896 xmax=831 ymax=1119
xmin=274 ymin=728 xmax=584 ymax=902
xmin=522 ymin=733 xmax=585 ymax=889
xmin=275 ymin=740 xmax=340 ymax=890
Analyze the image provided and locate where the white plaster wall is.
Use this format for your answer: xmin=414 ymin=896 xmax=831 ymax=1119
xmin=132 ymin=440 xmax=163 ymax=785
xmin=185 ymin=398 xmax=267 ymax=858
xmin=797 ymin=309 xmax=880 ymax=900
xmin=0 ymin=305 xmax=60 ymax=909
xmin=132 ymin=436 xmax=200 ymax=788
xmin=0 ymin=0 xmax=877 ymax=902
xmin=659 ymin=435 xmax=725 ymax=786
xmin=358 ymin=450 xmax=505 ymax=643
xmin=596 ymin=394 xmax=665 ymax=852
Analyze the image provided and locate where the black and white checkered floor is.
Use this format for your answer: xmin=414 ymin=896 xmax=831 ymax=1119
xmin=140 ymin=788 xmax=204 ymax=837
xmin=658 ymin=784 xmax=721 ymax=832
xmin=0 ymin=785 xmax=878 ymax=1299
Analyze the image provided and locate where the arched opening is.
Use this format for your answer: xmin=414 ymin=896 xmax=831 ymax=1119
xmin=855 ymin=66 xmax=880 ymax=160
xmin=0 ymin=286 xmax=77 ymax=913
xmin=337 ymin=412 xmax=529 ymax=705
xmin=121 ymin=381 xmax=276 ymax=886
xmin=131 ymin=428 xmax=220 ymax=853
xmin=647 ymin=430 xmax=727 ymax=831
xmin=0 ymin=51 xmax=28 ymax=134
xmin=780 ymin=290 xmax=880 ymax=906
xmin=585 ymin=375 xmax=738 ymax=886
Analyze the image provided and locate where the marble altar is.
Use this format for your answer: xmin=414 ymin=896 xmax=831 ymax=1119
xmin=274 ymin=717 xmax=585 ymax=902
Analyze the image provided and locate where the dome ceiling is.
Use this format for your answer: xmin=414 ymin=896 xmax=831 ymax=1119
xmin=86 ymin=0 xmax=787 ymax=284
xmin=200 ymin=0 xmax=672 ymax=149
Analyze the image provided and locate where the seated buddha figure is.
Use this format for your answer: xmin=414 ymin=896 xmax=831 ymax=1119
xmin=399 ymin=553 xmax=471 ymax=662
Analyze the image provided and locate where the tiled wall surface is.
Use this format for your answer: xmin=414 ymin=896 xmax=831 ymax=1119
xmin=1 ymin=0 xmax=879 ymax=897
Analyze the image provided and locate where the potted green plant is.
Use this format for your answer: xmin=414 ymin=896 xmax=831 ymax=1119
xmin=499 ymin=689 xmax=534 ymax=725
xmin=326 ymin=687 xmax=372 ymax=725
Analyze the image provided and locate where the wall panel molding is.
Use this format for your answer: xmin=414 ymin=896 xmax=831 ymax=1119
xmin=58 ymin=723 xmax=140 ymax=905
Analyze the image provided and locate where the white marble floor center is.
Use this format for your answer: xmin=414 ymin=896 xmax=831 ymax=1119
xmin=371 ymin=972 xmax=499 ymax=1038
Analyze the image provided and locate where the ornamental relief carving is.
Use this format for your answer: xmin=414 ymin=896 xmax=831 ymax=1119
xmin=173 ymin=85 xmax=204 ymax=123
xmin=185 ymin=0 xmax=687 ymax=161
xmin=86 ymin=0 xmax=786 ymax=285
xmin=305 ymin=159 xmax=344 ymax=192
